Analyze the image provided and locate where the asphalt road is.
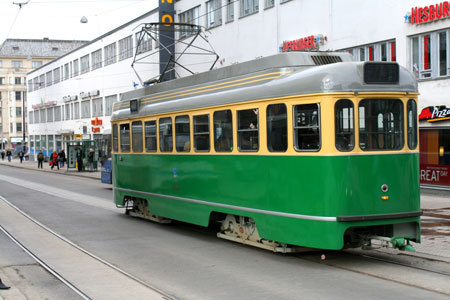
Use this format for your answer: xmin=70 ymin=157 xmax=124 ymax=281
xmin=0 ymin=165 xmax=449 ymax=300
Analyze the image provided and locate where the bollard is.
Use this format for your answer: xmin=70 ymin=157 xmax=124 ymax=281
xmin=0 ymin=278 xmax=10 ymax=290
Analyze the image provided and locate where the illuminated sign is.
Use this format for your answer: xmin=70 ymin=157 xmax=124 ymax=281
xmin=281 ymin=35 xmax=326 ymax=52
xmin=410 ymin=2 xmax=450 ymax=24
xmin=419 ymin=105 xmax=450 ymax=122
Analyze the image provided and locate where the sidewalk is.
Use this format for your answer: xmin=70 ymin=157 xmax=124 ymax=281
xmin=0 ymin=157 xmax=101 ymax=180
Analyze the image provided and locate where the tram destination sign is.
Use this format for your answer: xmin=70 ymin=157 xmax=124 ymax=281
xmin=419 ymin=105 xmax=450 ymax=122
xmin=409 ymin=2 xmax=450 ymax=25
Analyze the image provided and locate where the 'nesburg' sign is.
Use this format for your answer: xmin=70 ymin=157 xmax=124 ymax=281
xmin=410 ymin=2 xmax=450 ymax=24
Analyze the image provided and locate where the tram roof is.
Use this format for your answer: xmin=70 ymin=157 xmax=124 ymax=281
xmin=112 ymin=52 xmax=417 ymax=121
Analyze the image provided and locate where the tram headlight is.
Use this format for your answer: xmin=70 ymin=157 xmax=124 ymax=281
xmin=322 ymin=75 xmax=334 ymax=90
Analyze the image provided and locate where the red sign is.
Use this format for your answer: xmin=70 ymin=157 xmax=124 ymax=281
xmin=92 ymin=127 xmax=100 ymax=133
xmin=419 ymin=106 xmax=450 ymax=122
xmin=282 ymin=36 xmax=316 ymax=52
xmin=91 ymin=117 xmax=103 ymax=126
xmin=420 ymin=164 xmax=450 ymax=186
xmin=410 ymin=2 xmax=450 ymax=24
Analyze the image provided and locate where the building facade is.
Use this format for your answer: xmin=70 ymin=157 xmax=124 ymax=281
xmin=0 ymin=38 xmax=87 ymax=152
xmin=26 ymin=1 xmax=450 ymax=188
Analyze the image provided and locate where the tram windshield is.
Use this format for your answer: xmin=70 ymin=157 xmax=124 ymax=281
xmin=358 ymin=99 xmax=404 ymax=150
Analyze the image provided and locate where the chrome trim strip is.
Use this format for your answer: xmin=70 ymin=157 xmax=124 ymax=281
xmin=114 ymin=187 xmax=337 ymax=222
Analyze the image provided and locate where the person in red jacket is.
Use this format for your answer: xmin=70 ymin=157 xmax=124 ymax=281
xmin=50 ymin=151 xmax=59 ymax=170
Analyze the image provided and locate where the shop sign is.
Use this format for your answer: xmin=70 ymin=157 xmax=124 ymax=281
xmin=410 ymin=2 xmax=450 ymax=25
xmin=281 ymin=35 xmax=326 ymax=52
xmin=74 ymin=134 xmax=83 ymax=139
xmin=420 ymin=164 xmax=450 ymax=185
xmin=419 ymin=105 xmax=450 ymax=122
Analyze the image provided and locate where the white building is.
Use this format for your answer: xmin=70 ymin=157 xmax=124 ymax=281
xmin=27 ymin=0 xmax=450 ymax=186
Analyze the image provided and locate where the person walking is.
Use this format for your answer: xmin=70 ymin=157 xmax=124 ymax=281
xmin=1 ymin=150 xmax=4 ymax=161
xmin=18 ymin=149 xmax=24 ymax=163
xmin=50 ymin=151 xmax=59 ymax=170
xmin=59 ymin=149 xmax=66 ymax=168
xmin=6 ymin=149 xmax=12 ymax=162
xmin=76 ymin=148 xmax=83 ymax=172
xmin=37 ymin=150 xmax=44 ymax=168
xmin=88 ymin=148 xmax=95 ymax=172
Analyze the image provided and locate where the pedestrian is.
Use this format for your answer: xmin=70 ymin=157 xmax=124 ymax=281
xmin=37 ymin=150 xmax=44 ymax=168
xmin=6 ymin=149 xmax=12 ymax=162
xmin=88 ymin=148 xmax=95 ymax=172
xmin=50 ymin=151 xmax=59 ymax=170
xmin=1 ymin=150 xmax=4 ymax=160
xmin=76 ymin=148 xmax=83 ymax=172
xmin=18 ymin=149 xmax=24 ymax=163
xmin=59 ymin=149 xmax=66 ymax=168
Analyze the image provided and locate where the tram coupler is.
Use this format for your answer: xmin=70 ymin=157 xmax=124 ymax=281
xmin=366 ymin=235 xmax=416 ymax=252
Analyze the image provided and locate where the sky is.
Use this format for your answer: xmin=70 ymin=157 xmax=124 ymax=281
xmin=0 ymin=0 xmax=158 ymax=43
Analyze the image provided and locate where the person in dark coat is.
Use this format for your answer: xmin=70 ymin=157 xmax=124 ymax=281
xmin=59 ymin=149 xmax=66 ymax=168
xmin=76 ymin=148 xmax=83 ymax=172
xmin=1 ymin=150 xmax=4 ymax=160
xmin=6 ymin=149 xmax=12 ymax=162
xmin=50 ymin=151 xmax=59 ymax=170
xmin=18 ymin=150 xmax=24 ymax=163
xmin=37 ymin=150 xmax=44 ymax=168
xmin=88 ymin=148 xmax=95 ymax=172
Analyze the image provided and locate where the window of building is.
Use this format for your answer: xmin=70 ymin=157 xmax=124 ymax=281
xmin=175 ymin=115 xmax=190 ymax=152
xmin=238 ymin=108 xmax=259 ymax=151
xmin=16 ymin=122 xmax=22 ymax=132
xmin=407 ymin=99 xmax=418 ymax=150
xmin=265 ymin=0 xmax=274 ymax=9
xmin=359 ymin=99 xmax=403 ymax=150
xmin=240 ymin=0 xmax=259 ymax=17
xmin=28 ymin=79 xmax=33 ymax=91
xmin=294 ymin=103 xmax=320 ymax=151
xmin=80 ymin=55 xmax=90 ymax=74
xmin=0 ymin=60 xmax=2 ymax=67
xmin=0 ymin=77 xmax=5 ymax=85
xmin=344 ymin=40 xmax=396 ymax=63
xmin=81 ymin=100 xmax=91 ymax=118
xmin=91 ymin=49 xmax=102 ymax=70
xmin=120 ymin=123 xmax=130 ymax=152
xmin=194 ymin=114 xmax=210 ymax=152
xmin=12 ymin=61 xmax=23 ymax=68
xmin=34 ymin=110 xmax=39 ymax=124
xmin=206 ymin=0 xmax=222 ymax=28
xmin=73 ymin=59 xmax=79 ymax=77
xmin=53 ymin=67 xmax=61 ymax=84
xmin=214 ymin=110 xmax=233 ymax=152
xmin=74 ymin=102 xmax=80 ymax=119
xmin=47 ymin=107 xmax=54 ymax=122
xmin=55 ymin=106 xmax=62 ymax=122
xmin=145 ymin=120 xmax=157 ymax=152
xmin=119 ymin=36 xmax=133 ymax=61
xmin=65 ymin=104 xmax=70 ymax=120
xmin=132 ymin=121 xmax=143 ymax=152
xmin=92 ymin=97 xmax=103 ymax=117
xmin=105 ymin=95 xmax=117 ymax=116
xmin=15 ymin=91 xmax=21 ymax=101
xmin=32 ymin=61 xmax=42 ymax=68
xmin=40 ymin=109 xmax=46 ymax=123
xmin=136 ymin=33 xmax=152 ymax=54
xmin=28 ymin=111 xmax=33 ymax=124
xmin=16 ymin=107 xmax=21 ymax=117
xmin=267 ymin=104 xmax=287 ymax=152
xmin=335 ymin=99 xmax=354 ymax=152
xmin=14 ymin=77 xmax=22 ymax=85
xmin=64 ymin=63 xmax=70 ymax=80
xmin=104 ymin=42 xmax=117 ymax=66
xmin=159 ymin=117 xmax=173 ymax=152
xmin=39 ymin=74 xmax=45 ymax=89
xmin=113 ymin=124 xmax=118 ymax=152
xmin=439 ymin=31 xmax=447 ymax=77
xmin=179 ymin=6 xmax=200 ymax=38
xmin=46 ymin=71 xmax=53 ymax=86
xmin=226 ymin=0 xmax=234 ymax=22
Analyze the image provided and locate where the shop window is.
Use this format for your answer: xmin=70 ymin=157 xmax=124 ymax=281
xmin=175 ymin=115 xmax=190 ymax=152
xmin=214 ymin=110 xmax=233 ymax=152
xmin=335 ymin=99 xmax=354 ymax=151
xmin=194 ymin=114 xmax=210 ymax=152
xmin=113 ymin=124 xmax=118 ymax=152
xmin=359 ymin=99 xmax=403 ymax=150
xmin=439 ymin=32 xmax=447 ymax=76
xmin=145 ymin=121 xmax=157 ymax=152
xmin=407 ymin=100 xmax=418 ymax=150
xmin=132 ymin=121 xmax=143 ymax=152
xmin=294 ymin=104 xmax=320 ymax=151
xmin=159 ymin=117 xmax=173 ymax=152
xmin=267 ymin=104 xmax=287 ymax=152
xmin=120 ymin=123 xmax=130 ymax=152
xmin=237 ymin=108 xmax=258 ymax=151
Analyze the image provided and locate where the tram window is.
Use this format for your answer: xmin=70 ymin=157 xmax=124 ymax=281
xmin=112 ymin=124 xmax=118 ymax=152
xmin=159 ymin=117 xmax=173 ymax=152
xmin=214 ymin=110 xmax=233 ymax=152
xmin=335 ymin=99 xmax=355 ymax=152
xmin=144 ymin=120 xmax=157 ymax=152
xmin=237 ymin=109 xmax=259 ymax=152
xmin=359 ymin=99 xmax=404 ymax=150
xmin=407 ymin=99 xmax=418 ymax=150
xmin=175 ymin=115 xmax=190 ymax=152
xmin=119 ymin=123 xmax=130 ymax=152
xmin=131 ymin=121 xmax=143 ymax=152
xmin=194 ymin=114 xmax=210 ymax=152
xmin=267 ymin=104 xmax=287 ymax=152
xmin=294 ymin=104 xmax=320 ymax=151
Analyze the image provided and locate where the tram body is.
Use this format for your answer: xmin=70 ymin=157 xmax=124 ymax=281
xmin=111 ymin=52 xmax=421 ymax=251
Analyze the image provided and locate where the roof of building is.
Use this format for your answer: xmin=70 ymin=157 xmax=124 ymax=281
xmin=0 ymin=38 xmax=89 ymax=58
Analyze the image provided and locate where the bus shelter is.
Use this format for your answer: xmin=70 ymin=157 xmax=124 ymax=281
xmin=66 ymin=140 xmax=97 ymax=171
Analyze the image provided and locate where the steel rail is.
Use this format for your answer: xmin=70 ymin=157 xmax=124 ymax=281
xmin=0 ymin=195 xmax=179 ymax=300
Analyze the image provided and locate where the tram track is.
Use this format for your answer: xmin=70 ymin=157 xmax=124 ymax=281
xmin=0 ymin=195 xmax=178 ymax=300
